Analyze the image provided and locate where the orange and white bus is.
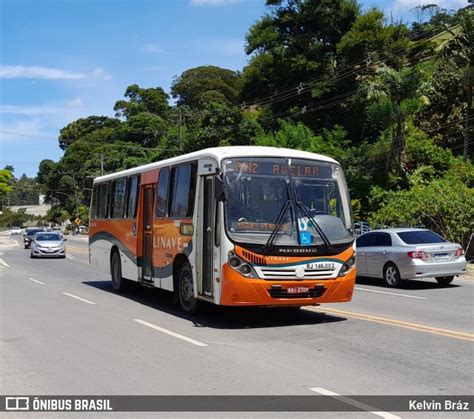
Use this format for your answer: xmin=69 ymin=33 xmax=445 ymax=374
xmin=89 ymin=146 xmax=356 ymax=313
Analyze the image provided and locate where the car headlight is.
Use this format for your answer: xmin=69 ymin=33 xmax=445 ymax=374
xmin=228 ymin=251 xmax=258 ymax=278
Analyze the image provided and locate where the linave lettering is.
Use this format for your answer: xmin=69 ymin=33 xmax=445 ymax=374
xmin=153 ymin=236 xmax=183 ymax=251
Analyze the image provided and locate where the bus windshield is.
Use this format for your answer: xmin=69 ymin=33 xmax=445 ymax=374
xmin=222 ymin=157 xmax=353 ymax=247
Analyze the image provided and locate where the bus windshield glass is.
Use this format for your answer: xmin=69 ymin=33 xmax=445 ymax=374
xmin=222 ymin=157 xmax=353 ymax=246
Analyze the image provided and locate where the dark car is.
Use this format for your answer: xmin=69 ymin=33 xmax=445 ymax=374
xmin=24 ymin=228 xmax=45 ymax=249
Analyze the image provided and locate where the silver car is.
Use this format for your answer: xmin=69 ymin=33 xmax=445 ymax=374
xmin=30 ymin=232 xmax=66 ymax=259
xmin=356 ymin=228 xmax=466 ymax=287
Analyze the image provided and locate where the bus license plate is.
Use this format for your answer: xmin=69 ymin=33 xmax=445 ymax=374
xmin=287 ymin=286 xmax=309 ymax=294
xmin=306 ymin=262 xmax=335 ymax=270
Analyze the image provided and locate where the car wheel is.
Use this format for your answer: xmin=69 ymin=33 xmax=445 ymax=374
xmin=30 ymin=253 xmax=35 ymax=259
xmin=178 ymin=262 xmax=199 ymax=315
xmin=435 ymin=276 xmax=454 ymax=285
xmin=383 ymin=263 xmax=402 ymax=288
xmin=111 ymin=251 xmax=127 ymax=292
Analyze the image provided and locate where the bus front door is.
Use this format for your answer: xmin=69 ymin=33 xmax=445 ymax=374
xmin=200 ymin=176 xmax=214 ymax=297
xmin=142 ymin=185 xmax=154 ymax=282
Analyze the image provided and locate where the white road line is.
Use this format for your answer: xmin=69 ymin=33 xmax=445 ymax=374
xmin=0 ymin=259 xmax=10 ymax=267
xmin=62 ymin=292 xmax=95 ymax=305
xmin=66 ymin=254 xmax=77 ymax=260
xmin=355 ymin=286 xmax=427 ymax=300
xmin=310 ymin=387 xmax=400 ymax=419
xmin=133 ymin=319 xmax=208 ymax=347
xmin=27 ymin=277 xmax=44 ymax=285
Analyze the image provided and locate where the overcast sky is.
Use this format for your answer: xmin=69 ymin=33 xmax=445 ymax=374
xmin=0 ymin=0 xmax=468 ymax=177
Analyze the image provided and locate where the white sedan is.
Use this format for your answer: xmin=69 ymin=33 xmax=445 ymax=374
xmin=356 ymin=228 xmax=467 ymax=287
xmin=30 ymin=232 xmax=67 ymax=259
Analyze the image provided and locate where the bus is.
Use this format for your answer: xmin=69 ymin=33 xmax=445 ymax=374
xmin=89 ymin=146 xmax=356 ymax=314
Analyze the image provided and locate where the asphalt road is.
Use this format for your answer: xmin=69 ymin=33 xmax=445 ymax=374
xmin=1 ymin=234 xmax=473 ymax=417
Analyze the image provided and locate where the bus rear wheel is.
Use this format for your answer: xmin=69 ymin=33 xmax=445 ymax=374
xmin=178 ymin=262 xmax=198 ymax=315
xmin=111 ymin=250 xmax=127 ymax=293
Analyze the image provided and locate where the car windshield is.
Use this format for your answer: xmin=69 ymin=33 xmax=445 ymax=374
xmin=397 ymin=230 xmax=447 ymax=244
xmin=222 ymin=157 xmax=353 ymax=246
xmin=36 ymin=233 xmax=61 ymax=241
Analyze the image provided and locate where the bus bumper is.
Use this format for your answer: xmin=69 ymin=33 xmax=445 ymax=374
xmin=220 ymin=264 xmax=356 ymax=306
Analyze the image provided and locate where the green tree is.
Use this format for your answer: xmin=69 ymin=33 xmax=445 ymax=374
xmin=58 ymin=116 xmax=121 ymax=150
xmin=8 ymin=174 xmax=39 ymax=205
xmin=369 ymin=158 xmax=474 ymax=246
xmin=242 ymin=0 xmax=360 ymax=123
xmin=171 ymin=66 xmax=242 ymax=107
xmin=114 ymin=84 xmax=170 ymax=119
xmin=0 ymin=168 xmax=13 ymax=198
xmin=359 ymin=64 xmax=423 ymax=172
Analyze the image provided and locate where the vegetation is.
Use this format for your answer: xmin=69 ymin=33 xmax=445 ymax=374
xmin=11 ymin=1 xmax=472 ymax=244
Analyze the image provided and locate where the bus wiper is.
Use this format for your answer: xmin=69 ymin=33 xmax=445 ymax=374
xmin=283 ymin=157 xmax=332 ymax=250
xmin=296 ymin=200 xmax=332 ymax=251
xmin=264 ymin=199 xmax=292 ymax=249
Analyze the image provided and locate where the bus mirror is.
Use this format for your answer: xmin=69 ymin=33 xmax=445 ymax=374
xmin=215 ymin=177 xmax=227 ymax=202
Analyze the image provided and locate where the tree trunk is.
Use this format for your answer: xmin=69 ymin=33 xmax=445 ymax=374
xmin=389 ymin=101 xmax=405 ymax=172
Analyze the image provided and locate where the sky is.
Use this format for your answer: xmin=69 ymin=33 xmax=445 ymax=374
xmin=0 ymin=0 xmax=469 ymax=177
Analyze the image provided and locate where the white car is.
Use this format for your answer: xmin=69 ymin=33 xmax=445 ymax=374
xmin=30 ymin=232 xmax=66 ymax=259
xmin=11 ymin=226 xmax=22 ymax=235
xmin=356 ymin=228 xmax=467 ymax=287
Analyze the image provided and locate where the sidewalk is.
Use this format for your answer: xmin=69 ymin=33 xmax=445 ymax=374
xmin=66 ymin=234 xmax=89 ymax=243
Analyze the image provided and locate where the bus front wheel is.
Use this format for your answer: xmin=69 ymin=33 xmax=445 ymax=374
xmin=178 ymin=262 xmax=198 ymax=314
xmin=111 ymin=250 xmax=127 ymax=293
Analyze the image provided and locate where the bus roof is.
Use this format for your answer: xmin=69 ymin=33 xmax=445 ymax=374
xmin=93 ymin=146 xmax=339 ymax=183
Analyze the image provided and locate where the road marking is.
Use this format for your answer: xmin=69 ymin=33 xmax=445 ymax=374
xmin=133 ymin=319 xmax=208 ymax=347
xmin=355 ymin=286 xmax=428 ymax=300
xmin=27 ymin=277 xmax=44 ymax=285
xmin=62 ymin=292 xmax=95 ymax=305
xmin=310 ymin=387 xmax=400 ymax=419
xmin=66 ymin=254 xmax=77 ymax=260
xmin=306 ymin=307 xmax=474 ymax=342
xmin=0 ymin=259 xmax=10 ymax=267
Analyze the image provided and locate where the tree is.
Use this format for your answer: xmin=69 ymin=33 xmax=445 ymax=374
xmin=114 ymin=84 xmax=170 ymax=119
xmin=119 ymin=113 xmax=167 ymax=147
xmin=8 ymin=174 xmax=39 ymax=205
xmin=242 ymin=0 xmax=360 ymax=123
xmin=171 ymin=66 xmax=242 ymax=108
xmin=438 ymin=8 xmax=473 ymax=159
xmin=0 ymin=168 xmax=13 ymax=198
xmin=359 ymin=64 xmax=422 ymax=172
xmin=58 ymin=116 xmax=121 ymax=150
xmin=369 ymin=158 xmax=474 ymax=246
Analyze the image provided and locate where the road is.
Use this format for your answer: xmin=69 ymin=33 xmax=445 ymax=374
xmin=0 ymin=233 xmax=473 ymax=417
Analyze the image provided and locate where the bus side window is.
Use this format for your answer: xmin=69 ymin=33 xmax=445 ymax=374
xmin=126 ymin=175 xmax=139 ymax=218
xmin=111 ymin=178 xmax=126 ymax=219
xmin=97 ymin=183 xmax=109 ymax=219
xmin=169 ymin=163 xmax=196 ymax=218
xmin=156 ymin=167 xmax=170 ymax=217
xmin=91 ymin=184 xmax=99 ymax=219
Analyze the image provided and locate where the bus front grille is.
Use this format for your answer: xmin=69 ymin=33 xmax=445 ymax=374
xmin=258 ymin=268 xmax=336 ymax=280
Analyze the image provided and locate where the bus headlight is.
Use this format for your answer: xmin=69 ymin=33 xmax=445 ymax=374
xmin=340 ymin=255 xmax=356 ymax=276
xmin=228 ymin=251 xmax=258 ymax=277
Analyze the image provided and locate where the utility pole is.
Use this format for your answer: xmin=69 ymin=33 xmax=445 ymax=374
xmin=464 ymin=61 xmax=472 ymax=160
xmin=178 ymin=107 xmax=183 ymax=150
xmin=100 ymin=153 xmax=104 ymax=176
